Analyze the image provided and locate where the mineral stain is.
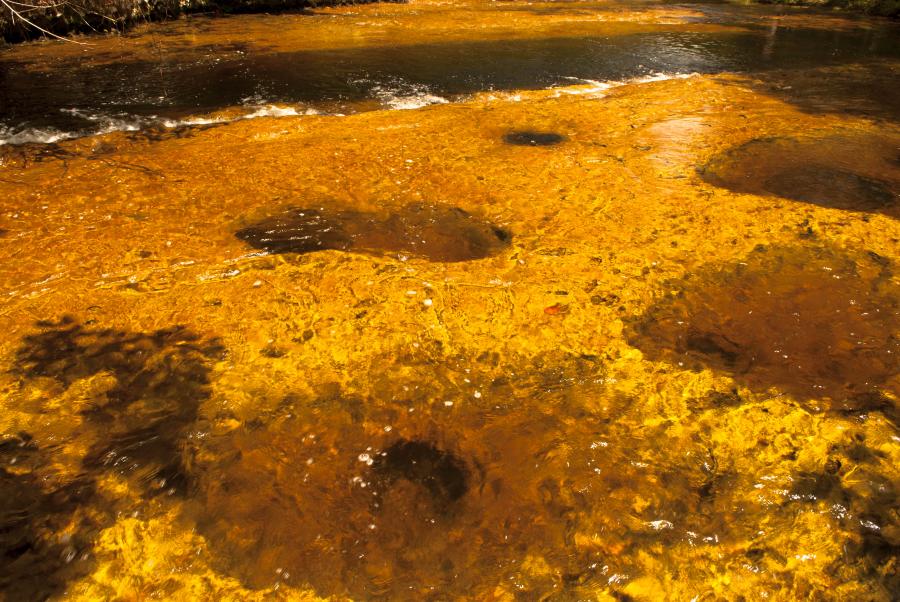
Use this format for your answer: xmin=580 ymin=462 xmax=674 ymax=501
xmin=503 ymin=131 xmax=567 ymax=146
xmin=701 ymin=135 xmax=900 ymax=217
xmin=235 ymin=203 xmax=511 ymax=262
xmin=626 ymin=245 xmax=900 ymax=408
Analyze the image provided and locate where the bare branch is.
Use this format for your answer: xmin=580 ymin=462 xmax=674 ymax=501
xmin=4 ymin=0 xmax=69 ymax=8
xmin=0 ymin=0 xmax=93 ymax=44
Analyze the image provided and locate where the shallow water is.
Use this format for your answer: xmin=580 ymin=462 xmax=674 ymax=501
xmin=0 ymin=0 xmax=899 ymax=600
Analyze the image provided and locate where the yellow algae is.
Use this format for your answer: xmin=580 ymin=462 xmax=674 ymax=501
xmin=0 ymin=2 xmax=899 ymax=599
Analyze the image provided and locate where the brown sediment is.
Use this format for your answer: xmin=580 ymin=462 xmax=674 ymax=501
xmin=626 ymin=245 xmax=900 ymax=412
xmin=235 ymin=203 xmax=511 ymax=262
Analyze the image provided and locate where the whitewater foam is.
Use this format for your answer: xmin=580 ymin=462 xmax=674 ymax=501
xmin=0 ymin=104 xmax=319 ymax=147
xmin=0 ymin=73 xmax=695 ymax=146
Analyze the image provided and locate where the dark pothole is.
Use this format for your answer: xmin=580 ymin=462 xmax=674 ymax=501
xmin=235 ymin=203 xmax=511 ymax=262
xmin=371 ymin=439 xmax=469 ymax=507
xmin=502 ymin=131 xmax=567 ymax=146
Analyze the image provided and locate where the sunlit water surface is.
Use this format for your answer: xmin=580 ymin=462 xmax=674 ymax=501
xmin=0 ymin=0 xmax=899 ymax=600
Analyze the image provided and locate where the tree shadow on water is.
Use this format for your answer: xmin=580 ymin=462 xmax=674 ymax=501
xmin=2 ymin=317 xmax=225 ymax=599
xmin=0 ymin=433 xmax=98 ymax=601
xmin=14 ymin=316 xmax=225 ymax=496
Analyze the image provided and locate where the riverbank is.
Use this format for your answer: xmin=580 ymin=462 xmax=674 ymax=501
xmin=1 ymin=0 xmax=897 ymax=44
xmin=758 ymin=0 xmax=899 ymax=18
xmin=0 ymin=0 xmax=393 ymax=43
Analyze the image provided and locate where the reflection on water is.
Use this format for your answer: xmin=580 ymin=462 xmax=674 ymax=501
xmin=236 ymin=204 xmax=511 ymax=262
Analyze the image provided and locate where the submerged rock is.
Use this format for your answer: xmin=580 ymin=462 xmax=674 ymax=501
xmin=236 ymin=203 xmax=511 ymax=262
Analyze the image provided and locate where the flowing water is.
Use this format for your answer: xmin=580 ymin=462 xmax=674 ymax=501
xmin=0 ymin=0 xmax=899 ymax=599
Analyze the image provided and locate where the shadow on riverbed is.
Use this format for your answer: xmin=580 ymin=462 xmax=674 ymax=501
xmin=2 ymin=318 xmax=225 ymax=597
xmin=626 ymin=245 xmax=900 ymax=417
xmin=236 ymin=203 xmax=511 ymax=262
xmin=14 ymin=317 xmax=225 ymax=496
xmin=0 ymin=433 xmax=98 ymax=601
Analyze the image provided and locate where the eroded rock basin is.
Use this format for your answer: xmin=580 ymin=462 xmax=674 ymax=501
xmin=236 ymin=203 xmax=511 ymax=262
xmin=191 ymin=359 xmax=716 ymax=599
xmin=701 ymin=134 xmax=900 ymax=216
xmin=626 ymin=244 xmax=900 ymax=410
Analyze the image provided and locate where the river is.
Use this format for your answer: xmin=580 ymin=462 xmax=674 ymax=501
xmin=0 ymin=0 xmax=898 ymax=599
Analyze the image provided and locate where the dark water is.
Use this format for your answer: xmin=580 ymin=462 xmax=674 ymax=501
xmin=1 ymin=23 xmax=899 ymax=142
xmin=503 ymin=130 xmax=567 ymax=146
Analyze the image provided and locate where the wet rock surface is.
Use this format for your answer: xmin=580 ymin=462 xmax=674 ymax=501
xmin=236 ymin=203 xmax=511 ymax=262
xmin=626 ymin=245 xmax=900 ymax=408
xmin=700 ymin=135 xmax=900 ymax=217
